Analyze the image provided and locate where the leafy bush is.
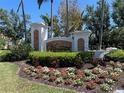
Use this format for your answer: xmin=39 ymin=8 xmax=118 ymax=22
xmin=105 ymin=50 xmax=124 ymax=62
xmin=5 ymin=42 xmax=32 ymax=61
xmin=77 ymin=51 xmax=94 ymax=63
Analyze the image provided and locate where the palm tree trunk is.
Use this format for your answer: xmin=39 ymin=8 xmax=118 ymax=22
xmin=51 ymin=0 xmax=53 ymax=38
xmin=99 ymin=0 xmax=104 ymax=50
xmin=65 ymin=0 xmax=69 ymax=36
xmin=21 ymin=0 xmax=27 ymax=41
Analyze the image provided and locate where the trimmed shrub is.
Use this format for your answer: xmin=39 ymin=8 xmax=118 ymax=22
xmin=29 ymin=52 xmax=78 ymax=67
xmin=105 ymin=50 xmax=124 ymax=62
xmin=29 ymin=51 xmax=94 ymax=68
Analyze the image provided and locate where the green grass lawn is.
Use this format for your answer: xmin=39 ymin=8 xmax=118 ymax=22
xmin=0 ymin=62 xmax=78 ymax=93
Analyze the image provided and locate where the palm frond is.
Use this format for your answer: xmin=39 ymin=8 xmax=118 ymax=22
xmin=37 ymin=0 xmax=48 ymax=9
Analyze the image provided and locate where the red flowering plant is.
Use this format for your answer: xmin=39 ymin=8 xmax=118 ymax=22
xmin=35 ymin=69 xmax=43 ymax=78
xmin=95 ymin=77 xmax=104 ymax=84
xmin=75 ymin=70 xmax=85 ymax=79
xmin=35 ymin=66 xmax=43 ymax=73
xmin=64 ymin=79 xmax=73 ymax=85
xmin=60 ymin=68 xmax=69 ymax=79
xmin=36 ymin=66 xmax=43 ymax=69
xmin=48 ymin=68 xmax=56 ymax=76
xmin=86 ymin=80 xmax=97 ymax=90
xmin=33 ymin=66 xmax=43 ymax=78
xmin=92 ymin=67 xmax=102 ymax=75
xmin=48 ymin=76 xmax=57 ymax=82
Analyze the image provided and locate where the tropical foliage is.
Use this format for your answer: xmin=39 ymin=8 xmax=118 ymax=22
xmin=37 ymin=0 xmax=124 ymax=49
xmin=0 ymin=9 xmax=30 ymax=45
xmin=41 ymin=14 xmax=60 ymax=37
xmin=112 ymin=0 xmax=124 ymax=27
xmin=84 ymin=0 xmax=110 ymax=49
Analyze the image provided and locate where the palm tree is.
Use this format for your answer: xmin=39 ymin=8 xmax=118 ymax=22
xmin=38 ymin=0 xmax=53 ymax=38
xmin=41 ymin=14 xmax=51 ymax=27
xmin=17 ymin=0 xmax=26 ymax=40
xmin=41 ymin=14 xmax=51 ymax=37
xmin=38 ymin=0 xmax=70 ymax=37
xmin=65 ymin=0 xmax=69 ymax=36
xmin=99 ymin=0 xmax=104 ymax=50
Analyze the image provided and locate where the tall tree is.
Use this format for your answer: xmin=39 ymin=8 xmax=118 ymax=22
xmin=17 ymin=0 xmax=27 ymax=40
xmin=84 ymin=0 xmax=110 ymax=49
xmin=52 ymin=16 xmax=60 ymax=37
xmin=38 ymin=0 xmax=54 ymax=37
xmin=109 ymin=27 xmax=124 ymax=49
xmin=59 ymin=0 xmax=83 ymax=35
xmin=41 ymin=14 xmax=51 ymax=27
xmin=65 ymin=0 xmax=69 ymax=36
xmin=111 ymin=0 xmax=124 ymax=49
xmin=99 ymin=0 xmax=104 ymax=50
xmin=112 ymin=0 xmax=124 ymax=27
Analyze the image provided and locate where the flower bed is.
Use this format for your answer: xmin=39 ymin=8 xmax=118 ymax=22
xmin=22 ymin=61 xmax=124 ymax=93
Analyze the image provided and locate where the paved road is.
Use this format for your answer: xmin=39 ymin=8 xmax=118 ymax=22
xmin=114 ymin=90 xmax=124 ymax=93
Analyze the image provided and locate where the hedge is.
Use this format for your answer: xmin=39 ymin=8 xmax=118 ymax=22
xmin=29 ymin=52 xmax=78 ymax=58
xmin=29 ymin=51 xmax=94 ymax=68
xmin=105 ymin=49 xmax=124 ymax=62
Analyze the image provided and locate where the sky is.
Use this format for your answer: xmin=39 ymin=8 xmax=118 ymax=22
xmin=0 ymin=0 xmax=112 ymax=23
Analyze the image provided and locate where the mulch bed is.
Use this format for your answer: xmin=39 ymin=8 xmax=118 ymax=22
xmin=14 ymin=61 xmax=124 ymax=93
